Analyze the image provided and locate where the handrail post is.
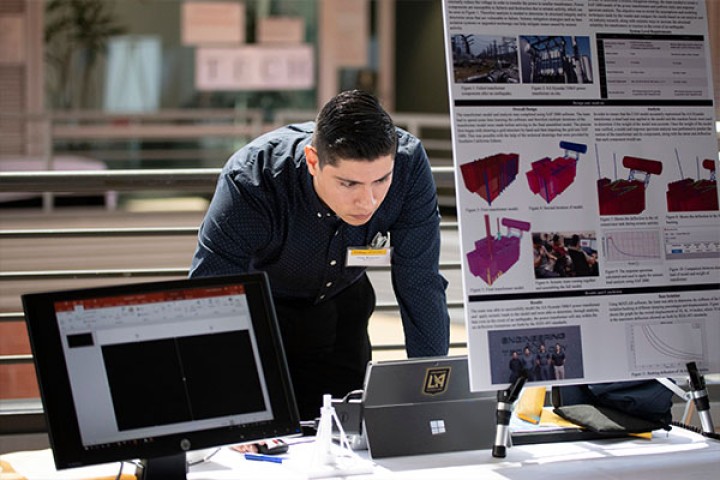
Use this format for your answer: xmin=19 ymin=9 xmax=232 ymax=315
xmin=42 ymin=113 xmax=55 ymax=213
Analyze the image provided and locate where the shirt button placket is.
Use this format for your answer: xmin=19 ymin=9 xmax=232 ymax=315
xmin=320 ymin=225 xmax=342 ymax=302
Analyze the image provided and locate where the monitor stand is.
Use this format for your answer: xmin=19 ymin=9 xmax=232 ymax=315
xmin=136 ymin=453 xmax=188 ymax=480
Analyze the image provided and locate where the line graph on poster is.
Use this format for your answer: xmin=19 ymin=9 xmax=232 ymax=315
xmin=603 ymin=229 xmax=663 ymax=264
xmin=627 ymin=321 xmax=707 ymax=374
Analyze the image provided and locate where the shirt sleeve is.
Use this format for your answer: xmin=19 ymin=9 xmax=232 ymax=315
xmin=189 ymin=170 xmax=272 ymax=278
xmin=390 ymin=140 xmax=450 ymax=358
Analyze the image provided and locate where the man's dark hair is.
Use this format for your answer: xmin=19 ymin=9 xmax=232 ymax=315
xmin=313 ymin=90 xmax=397 ymax=167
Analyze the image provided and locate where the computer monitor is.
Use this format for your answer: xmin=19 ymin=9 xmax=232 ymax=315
xmin=22 ymin=272 xmax=301 ymax=479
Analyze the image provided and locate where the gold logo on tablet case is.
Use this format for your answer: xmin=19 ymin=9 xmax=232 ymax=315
xmin=423 ymin=367 xmax=451 ymax=395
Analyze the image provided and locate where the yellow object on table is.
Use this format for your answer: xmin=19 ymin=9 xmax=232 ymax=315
xmin=516 ymin=386 xmax=547 ymax=424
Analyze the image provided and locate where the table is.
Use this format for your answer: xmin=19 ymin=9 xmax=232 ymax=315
xmin=1 ymin=427 xmax=718 ymax=480
xmin=0 ymin=155 xmax=117 ymax=208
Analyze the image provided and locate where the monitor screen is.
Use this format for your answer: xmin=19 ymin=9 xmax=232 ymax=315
xmin=22 ymin=273 xmax=301 ymax=477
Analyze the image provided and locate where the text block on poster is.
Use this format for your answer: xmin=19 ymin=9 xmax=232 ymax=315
xmin=195 ymin=45 xmax=314 ymax=90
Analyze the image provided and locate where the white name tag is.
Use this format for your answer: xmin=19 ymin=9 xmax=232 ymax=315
xmin=346 ymin=247 xmax=392 ymax=267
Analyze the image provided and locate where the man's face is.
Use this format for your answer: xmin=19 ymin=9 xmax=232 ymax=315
xmin=305 ymin=145 xmax=394 ymax=226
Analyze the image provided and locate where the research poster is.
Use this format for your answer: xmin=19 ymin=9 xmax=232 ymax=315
xmin=441 ymin=0 xmax=720 ymax=391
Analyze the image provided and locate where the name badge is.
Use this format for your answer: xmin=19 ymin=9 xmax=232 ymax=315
xmin=346 ymin=247 xmax=392 ymax=267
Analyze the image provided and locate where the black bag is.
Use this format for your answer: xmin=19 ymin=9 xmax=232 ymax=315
xmin=552 ymin=380 xmax=674 ymax=433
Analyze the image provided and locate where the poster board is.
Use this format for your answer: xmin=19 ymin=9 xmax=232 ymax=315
xmin=441 ymin=0 xmax=720 ymax=391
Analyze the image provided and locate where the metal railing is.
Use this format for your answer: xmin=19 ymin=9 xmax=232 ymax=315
xmin=0 ymin=166 xmax=465 ymax=409
xmin=0 ymin=112 xmax=466 ymax=433
xmin=0 ymin=166 xmax=463 ymax=331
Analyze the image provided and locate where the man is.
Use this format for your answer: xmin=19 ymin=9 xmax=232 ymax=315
xmin=521 ymin=346 xmax=537 ymax=381
xmin=532 ymin=234 xmax=559 ymax=279
xmin=550 ymin=234 xmax=569 ymax=276
xmin=508 ymin=350 xmax=524 ymax=383
xmin=190 ymin=90 xmax=450 ymax=420
xmin=536 ymin=343 xmax=553 ymax=381
xmin=567 ymin=234 xmax=596 ymax=277
xmin=551 ymin=343 xmax=566 ymax=380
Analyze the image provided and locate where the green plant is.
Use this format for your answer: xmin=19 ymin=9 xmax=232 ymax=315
xmin=45 ymin=0 xmax=126 ymax=109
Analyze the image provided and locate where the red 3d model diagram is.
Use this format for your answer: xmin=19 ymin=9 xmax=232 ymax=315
xmin=595 ymin=145 xmax=663 ymax=216
xmin=666 ymin=154 xmax=718 ymax=212
xmin=466 ymin=215 xmax=531 ymax=286
xmin=460 ymin=152 xmax=519 ymax=205
xmin=526 ymin=141 xmax=587 ymax=204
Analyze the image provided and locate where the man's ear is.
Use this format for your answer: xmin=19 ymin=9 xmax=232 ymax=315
xmin=305 ymin=145 xmax=320 ymax=177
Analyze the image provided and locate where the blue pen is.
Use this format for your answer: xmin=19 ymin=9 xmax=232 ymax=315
xmin=244 ymin=453 xmax=283 ymax=464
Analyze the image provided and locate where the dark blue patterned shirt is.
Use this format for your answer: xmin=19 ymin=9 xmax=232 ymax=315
xmin=190 ymin=122 xmax=449 ymax=357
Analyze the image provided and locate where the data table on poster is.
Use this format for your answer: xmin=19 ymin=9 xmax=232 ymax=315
xmin=599 ymin=35 xmax=709 ymax=99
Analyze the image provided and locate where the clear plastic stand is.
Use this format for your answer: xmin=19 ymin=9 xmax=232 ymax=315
xmin=302 ymin=394 xmax=375 ymax=479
